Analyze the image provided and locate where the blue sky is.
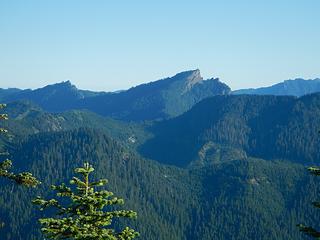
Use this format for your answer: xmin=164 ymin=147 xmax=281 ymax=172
xmin=0 ymin=0 xmax=319 ymax=91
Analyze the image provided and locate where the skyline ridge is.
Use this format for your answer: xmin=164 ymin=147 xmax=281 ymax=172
xmin=1 ymin=69 xmax=320 ymax=93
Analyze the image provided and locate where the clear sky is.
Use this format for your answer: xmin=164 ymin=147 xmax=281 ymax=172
xmin=0 ymin=0 xmax=319 ymax=91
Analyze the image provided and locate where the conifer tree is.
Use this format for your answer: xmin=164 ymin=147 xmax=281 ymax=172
xmin=32 ymin=162 xmax=139 ymax=239
xmin=0 ymin=103 xmax=40 ymax=228
xmin=0 ymin=103 xmax=40 ymax=187
xmin=297 ymin=166 xmax=320 ymax=238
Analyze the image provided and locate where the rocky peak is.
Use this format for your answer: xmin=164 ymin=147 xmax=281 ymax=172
xmin=39 ymin=80 xmax=78 ymax=94
xmin=54 ymin=80 xmax=75 ymax=89
xmin=185 ymin=69 xmax=203 ymax=89
xmin=171 ymin=69 xmax=204 ymax=91
xmin=172 ymin=69 xmax=202 ymax=81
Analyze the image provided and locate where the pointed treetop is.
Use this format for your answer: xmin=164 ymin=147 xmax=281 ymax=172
xmin=33 ymin=162 xmax=139 ymax=239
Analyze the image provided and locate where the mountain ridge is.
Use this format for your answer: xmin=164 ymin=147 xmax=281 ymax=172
xmin=0 ymin=70 xmax=231 ymax=121
xmin=233 ymin=78 xmax=320 ymax=96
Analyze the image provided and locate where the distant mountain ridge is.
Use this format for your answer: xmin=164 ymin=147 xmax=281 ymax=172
xmin=76 ymin=69 xmax=231 ymax=120
xmin=0 ymin=81 xmax=107 ymax=112
xmin=233 ymin=78 xmax=320 ymax=96
xmin=0 ymin=70 xmax=231 ymax=121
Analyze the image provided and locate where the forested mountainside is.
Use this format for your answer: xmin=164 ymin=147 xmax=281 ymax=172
xmin=1 ymin=92 xmax=320 ymax=239
xmin=233 ymin=78 xmax=320 ymax=96
xmin=1 ymin=101 xmax=149 ymax=148
xmin=7 ymin=93 xmax=320 ymax=169
xmin=0 ymin=128 xmax=319 ymax=240
xmin=0 ymin=70 xmax=231 ymax=121
xmin=140 ymin=93 xmax=320 ymax=167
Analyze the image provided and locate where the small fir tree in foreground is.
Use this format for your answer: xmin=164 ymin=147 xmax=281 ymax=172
xmin=297 ymin=167 xmax=320 ymax=239
xmin=32 ymin=162 xmax=139 ymax=239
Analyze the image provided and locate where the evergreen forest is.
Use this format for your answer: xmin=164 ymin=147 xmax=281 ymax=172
xmin=1 ymin=89 xmax=320 ymax=239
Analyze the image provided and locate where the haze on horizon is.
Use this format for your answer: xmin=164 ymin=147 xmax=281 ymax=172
xmin=0 ymin=0 xmax=319 ymax=92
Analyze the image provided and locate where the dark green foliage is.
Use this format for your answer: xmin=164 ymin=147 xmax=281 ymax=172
xmin=2 ymin=101 xmax=150 ymax=148
xmin=0 ymin=103 xmax=39 ymax=187
xmin=2 ymin=92 xmax=320 ymax=239
xmin=297 ymin=167 xmax=320 ymax=239
xmin=0 ymin=128 xmax=319 ymax=239
xmin=0 ymin=159 xmax=40 ymax=187
xmin=0 ymin=129 xmax=193 ymax=239
xmin=0 ymin=103 xmax=8 ymax=128
xmin=0 ymin=103 xmax=40 ymax=229
xmin=33 ymin=162 xmax=139 ymax=239
xmin=140 ymin=93 xmax=320 ymax=167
